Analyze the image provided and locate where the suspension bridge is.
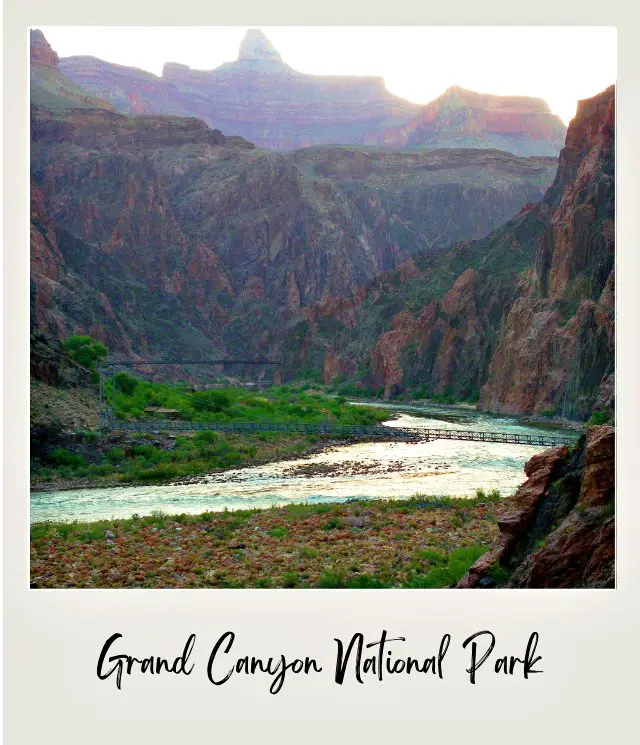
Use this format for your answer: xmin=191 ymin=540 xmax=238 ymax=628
xmin=103 ymin=417 xmax=575 ymax=448
xmin=98 ymin=362 xmax=577 ymax=448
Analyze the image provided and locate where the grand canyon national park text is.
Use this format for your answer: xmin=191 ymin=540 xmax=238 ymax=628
xmin=97 ymin=630 xmax=543 ymax=693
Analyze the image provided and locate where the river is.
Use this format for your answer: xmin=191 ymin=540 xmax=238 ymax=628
xmin=30 ymin=405 xmax=577 ymax=523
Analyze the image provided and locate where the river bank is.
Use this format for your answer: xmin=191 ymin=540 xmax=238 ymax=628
xmin=30 ymin=432 xmax=407 ymax=493
xmin=30 ymin=492 xmax=506 ymax=589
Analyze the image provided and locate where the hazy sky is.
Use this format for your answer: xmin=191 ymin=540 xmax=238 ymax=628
xmin=39 ymin=26 xmax=616 ymax=124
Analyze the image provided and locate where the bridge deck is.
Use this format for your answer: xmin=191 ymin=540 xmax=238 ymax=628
xmin=104 ymin=418 xmax=576 ymax=448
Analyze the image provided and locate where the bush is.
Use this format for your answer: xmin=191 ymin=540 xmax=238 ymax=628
xmin=192 ymin=390 xmax=232 ymax=413
xmin=281 ymin=572 xmax=299 ymax=588
xmin=135 ymin=464 xmax=178 ymax=481
xmin=195 ymin=430 xmax=218 ymax=444
xmin=113 ymin=372 xmax=138 ymax=395
xmin=48 ymin=448 xmax=86 ymax=467
xmin=63 ymin=335 xmax=108 ymax=376
xmin=588 ymin=410 xmax=609 ymax=426
xmin=105 ymin=447 xmax=125 ymax=464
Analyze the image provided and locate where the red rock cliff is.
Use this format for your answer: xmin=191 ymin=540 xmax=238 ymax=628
xmin=30 ymin=29 xmax=59 ymax=69
xmin=458 ymin=425 xmax=614 ymax=589
xmin=480 ymin=86 xmax=614 ymax=419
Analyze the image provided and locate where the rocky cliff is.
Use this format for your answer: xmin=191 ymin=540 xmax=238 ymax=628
xmin=457 ymin=425 xmax=614 ymax=588
xmin=481 ymin=87 xmax=614 ymax=419
xmin=287 ymin=86 xmax=613 ymax=420
xmin=367 ymin=85 xmax=567 ymax=157
xmin=288 ymin=146 xmax=557 ymax=268
xmin=31 ymin=32 xmax=558 ymax=362
xmin=30 ymin=29 xmax=59 ymax=68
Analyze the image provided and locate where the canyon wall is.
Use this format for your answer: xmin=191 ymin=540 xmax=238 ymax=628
xmin=60 ymin=29 xmax=421 ymax=152
xmin=480 ymin=87 xmax=614 ymax=419
xmin=288 ymin=86 xmax=614 ymax=420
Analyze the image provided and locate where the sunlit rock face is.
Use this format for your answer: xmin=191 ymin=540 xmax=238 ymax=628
xmin=366 ymin=85 xmax=567 ymax=157
xmin=58 ymin=30 xmax=567 ymax=155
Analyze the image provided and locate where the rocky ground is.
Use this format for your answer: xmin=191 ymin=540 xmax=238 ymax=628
xmin=30 ymin=493 xmax=506 ymax=589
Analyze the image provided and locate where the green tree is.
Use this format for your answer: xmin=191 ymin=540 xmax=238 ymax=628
xmin=63 ymin=335 xmax=108 ymax=381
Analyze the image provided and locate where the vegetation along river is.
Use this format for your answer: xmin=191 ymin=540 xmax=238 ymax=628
xmin=30 ymin=405 xmax=578 ymax=523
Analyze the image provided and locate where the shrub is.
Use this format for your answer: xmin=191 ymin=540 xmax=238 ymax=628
xmin=317 ymin=571 xmax=345 ymax=588
xmin=105 ymin=448 xmax=125 ymax=464
xmin=63 ymin=335 xmax=108 ymax=377
xmin=195 ymin=430 xmax=219 ymax=444
xmin=322 ymin=516 xmax=343 ymax=531
xmin=281 ymin=572 xmax=299 ymax=588
xmin=48 ymin=448 xmax=85 ymax=467
xmin=588 ymin=410 xmax=609 ymax=426
xmin=113 ymin=372 xmax=138 ymax=395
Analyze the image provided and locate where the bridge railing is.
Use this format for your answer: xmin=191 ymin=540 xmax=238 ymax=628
xmin=103 ymin=417 xmax=576 ymax=447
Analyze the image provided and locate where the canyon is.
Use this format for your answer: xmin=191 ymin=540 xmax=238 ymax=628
xmin=286 ymin=86 xmax=614 ymax=420
xmin=28 ymin=29 xmax=616 ymax=592
xmin=30 ymin=29 xmax=613 ymax=422
xmin=31 ymin=30 xmax=557 ymax=364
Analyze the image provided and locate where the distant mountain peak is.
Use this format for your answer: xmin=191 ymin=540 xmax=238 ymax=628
xmin=238 ymin=29 xmax=283 ymax=64
xmin=436 ymin=85 xmax=551 ymax=114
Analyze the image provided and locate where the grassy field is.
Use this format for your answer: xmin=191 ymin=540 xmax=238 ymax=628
xmin=30 ymin=491 xmax=506 ymax=589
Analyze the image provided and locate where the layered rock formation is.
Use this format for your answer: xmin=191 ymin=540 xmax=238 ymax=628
xmin=288 ymin=86 xmax=614 ymax=420
xmin=367 ymin=85 xmax=567 ymax=157
xmin=30 ymin=32 xmax=557 ymax=362
xmin=288 ymin=147 xmax=557 ymax=268
xmin=457 ymin=425 xmax=614 ymax=588
xmin=58 ymin=29 xmax=565 ymax=155
xmin=60 ymin=29 xmax=421 ymax=151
